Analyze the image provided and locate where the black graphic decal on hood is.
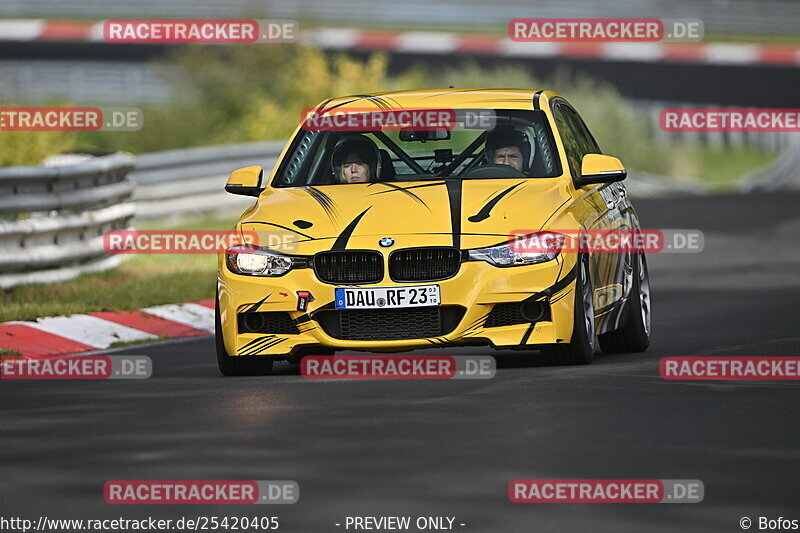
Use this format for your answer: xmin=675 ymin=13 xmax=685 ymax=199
xmin=445 ymin=180 xmax=463 ymax=249
xmin=331 ymin=207 xmax=372 ymax=250
xmin=247 ymin=221 xmax=314 ymax=240
xmin=468 ymin=182 xmax=525 ymax=223
xmin=305 ymin=186 xmax=338 ymax=223
xmin=368 ymin=182 xmax=432 ymax=212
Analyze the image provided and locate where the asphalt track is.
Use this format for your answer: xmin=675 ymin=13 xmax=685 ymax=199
xmin=2 ymin=191 xmax=800 ymax=532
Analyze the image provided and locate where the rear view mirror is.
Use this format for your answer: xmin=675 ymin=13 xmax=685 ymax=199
xmin=399 ymin=128 xmax=451 ymax=142
xmin=576 ymin=154 xmax=627 ymax=187
xmin=225 ymin=166 xmax=264 ymax=197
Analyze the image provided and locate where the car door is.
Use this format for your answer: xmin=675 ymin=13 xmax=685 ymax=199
xmin=552 ymin=101 xmax=627 ymax=333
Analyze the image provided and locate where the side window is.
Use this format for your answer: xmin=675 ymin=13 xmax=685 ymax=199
xmin=562 ymin=105 xmax=601 ymax=155
xmin=552 ymin=105 xmax=582 ymax=177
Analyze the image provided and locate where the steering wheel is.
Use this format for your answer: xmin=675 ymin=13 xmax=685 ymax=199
xmin=461 ymin=164 xmax=526 ymax=179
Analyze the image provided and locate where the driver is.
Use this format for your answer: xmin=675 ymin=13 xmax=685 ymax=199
xmin=485 ymin=129 xmax=531 ymax=174
xmin=331 ymin=134 xmax=381 ymax=183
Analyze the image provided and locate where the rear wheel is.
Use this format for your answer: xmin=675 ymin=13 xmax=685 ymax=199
xmin=598 ymin=253 xmax=651 ymax=353
xmin=216 ymin=292 xmax=274 ymax=376
xmin=541 ymin=256 xmax=596 ymax=365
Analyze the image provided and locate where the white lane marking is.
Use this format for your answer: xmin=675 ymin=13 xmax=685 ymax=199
xmin=88 ymin=21 xmax=106 ymax=42
xmin=396 ymin=32 xmax=458 ymax=53
xmin=498 ymin=39 xmax=560 ymax=57
xmin=603 ymin=42 xmax=665 ymax=61
xmin=9 ymin=315 xmax=157 ymax=348
xmin=704 ymin=43 xmax=759 ymax=64
xmin=303 ymin=28 xmax=359 ymax=49
xmin=0 ymin=20 xmax=45 ymax=40
xmin=141 ymin=303 xmax=216 ymax=333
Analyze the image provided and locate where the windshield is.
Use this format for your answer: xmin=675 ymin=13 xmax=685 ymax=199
xmin=272 ymin=109 xmax=561 ymax=187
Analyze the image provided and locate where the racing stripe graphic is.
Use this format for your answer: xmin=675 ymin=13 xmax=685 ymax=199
xmin=331 ymin=207 xmax=371 ymax=250
xmin=320 ymin=94 xmax=401 ymax=113
xmin=368 ymin=182 xmax=432 ymax=212
xmin=445 ymin=180 xmax=463 ymax=249
xmin=519 ymin=322 xmax=536 ymax=345
xmin=464 ymin=311 xmax=491 ymax=331
xmin=467 ymin=182 xmax=525 ymax=223
xmin=247 ymin=221 xmax=314 ymax=240
xmin=308 ymin=301 xmax=336 ymax=318
xmin=240 ymin=336 xmax=286 ymax=356
xmin=532 ymin=89 xmax=544 ymax=110
xmin=293 ymin=219 xmax=313 ymax=229
xmin=293 ymin=301 xmax=336 ymax=324
xmin=549 ymin=289 xmax=574 ymax=304
xmin=305 ymin=186 xmax=339 ymax=223
xmin=293 ymin=314 xmax=312 ymax=325
xmin=244 ymin=293 xmax=272 ymax=314
xmin=523 ymin=264 xmax=578 ymax=303
xmin=238 ymin=334 xmax=276 ymax=354
xmin=538 ymin=198 xmax=570 ymax=230
xmin=296 ymin=322 xmax=317 ymax=333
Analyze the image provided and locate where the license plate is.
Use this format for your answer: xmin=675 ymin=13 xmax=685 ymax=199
xmin=335 ymin=285 xmax=440 ymax=309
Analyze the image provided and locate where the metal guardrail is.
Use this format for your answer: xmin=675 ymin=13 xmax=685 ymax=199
xmin=738 ymin=133 xmax=800 ymax=193
xmin=0 ymin=142 xmax=283 ymax=289
xmin=0 ymin=152 xmax=136 ymax=289
xmin=130 ymin=141 xmax=284 ymax=219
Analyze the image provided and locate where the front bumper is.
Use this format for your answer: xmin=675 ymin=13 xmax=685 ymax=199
xmin=217 ymin=253 xmax=578 ymax=358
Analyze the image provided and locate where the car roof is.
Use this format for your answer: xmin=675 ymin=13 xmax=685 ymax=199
xmin=319 ymin=88 xmax=561 ymax=111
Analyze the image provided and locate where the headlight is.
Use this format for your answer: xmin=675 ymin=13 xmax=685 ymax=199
xmin=468 ymin=232 xmax=565 ymax=266
xmin=226 ymin=244 xmax=307 ymax=276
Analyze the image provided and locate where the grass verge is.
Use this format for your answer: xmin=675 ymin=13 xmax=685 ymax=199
xmin=667 ymin=144 xmax=777 ymax=190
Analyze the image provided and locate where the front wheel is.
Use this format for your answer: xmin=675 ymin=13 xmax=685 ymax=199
xmin=541 ymin=256 xmax=596 ymax=365
xmin=598 ymin=252 xmax=651 ymax=353
xmin=216 ymin=292 xmax=274 ymax=376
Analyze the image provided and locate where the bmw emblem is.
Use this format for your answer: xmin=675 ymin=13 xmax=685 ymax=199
xmin=379 ymin=237 xmax=395 ymax=248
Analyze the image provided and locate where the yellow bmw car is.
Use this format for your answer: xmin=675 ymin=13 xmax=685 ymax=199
xmin=215 ymin=89 xmax=651 ymax=375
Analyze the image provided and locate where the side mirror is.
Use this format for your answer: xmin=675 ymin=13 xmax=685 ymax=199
xmin=576 ymin=154 xmax=627 ymax=187
xmin=225 ymin=166 xmax=264 ymax=197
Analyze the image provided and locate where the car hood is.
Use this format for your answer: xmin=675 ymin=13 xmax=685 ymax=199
xmin=240 ymin=179 xmax=568 ymax=255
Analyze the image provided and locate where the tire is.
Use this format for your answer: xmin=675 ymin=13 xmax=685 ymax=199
xmin=215 ymin=292 xmax=274 ymax=376
xmin=541 ymin=256 xmax=596 ymax=365
xmin=598 ymin=252 xmax=651 ymax=353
